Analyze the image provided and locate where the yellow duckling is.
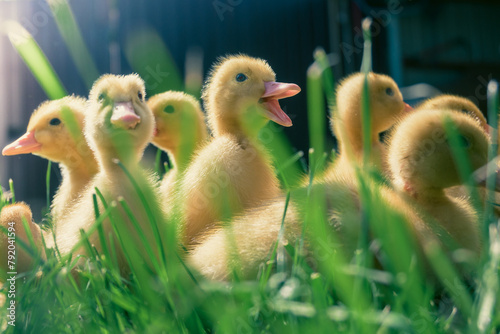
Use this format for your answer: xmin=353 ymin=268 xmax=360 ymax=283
xmin=180 ymin=55 xmax=300 ymax=245
xmin=324 ymin=72 xmax=412 ymax=181
xmin=49 ymin=74 xmax=166 ymax=273
xmin=148 ymin=91 xmax=209 ymax=201
xmin=2 ymin=97 xmax=98 ymax=221
xmin=0 ymin=203 xmax=42 ymax=281
xmin=388 ymin=109 xmax=489 ymax=255
xmin=416 ymin=95 xmax=496 ymax=203
xmin=187 ymin=179 xmax=366 ymax=281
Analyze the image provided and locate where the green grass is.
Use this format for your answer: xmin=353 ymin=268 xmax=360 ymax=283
xmin=1 ymin=13 xmax=500 ymax=334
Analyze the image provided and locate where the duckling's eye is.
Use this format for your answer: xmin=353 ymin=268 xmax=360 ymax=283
xmin=461 ymin=109 xmax=470 ymax=114
xmin=138 ymin=91 xmax=143 ymax=101
xmin=385 ymin=87 xmax=394 ymax=96
xmin=235 ymin=73 xmax=247 ymax=82
xmin=98 ymin=93 xmax=106 ymax=102
xmin=49 ymin=118 xmax=61 ymax=126
xmin=163 ymin=105 xmax=175 ymax=114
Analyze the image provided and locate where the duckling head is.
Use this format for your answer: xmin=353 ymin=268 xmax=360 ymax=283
xmin=148 ymin=91 xmax=208 ymax=160
xmin=417 ymin=95 xmax=487 ymax=131
xmin=388 ymin=109 xmax=489 ymax=196
xmin=334 ymin=72 xmax=411 ymax=140
xmin=2 ymin=96 xmax=94 ymax=167
xmin=86 ymin=74 xmax=154 ymax=165
xmin=202 ymin=54 xmax=300 ymax=136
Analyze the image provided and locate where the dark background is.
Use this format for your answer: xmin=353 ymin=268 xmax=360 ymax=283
xmin=1 ymin=0 xmax=499 ymax=219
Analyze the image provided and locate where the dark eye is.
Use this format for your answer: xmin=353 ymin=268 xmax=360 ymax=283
xmin=98 ymin=93 xmax=106 ymax=102
xmin=236 ymin=73 xmax=247 ymax=82
xmin=49 ymin=118 xmax=61 ymax=126
xmin=385 ymin=87 xmax=394 ymax=96
xmin=138 ymin=91 xmax=143 ymax=100
xmin=461 ymin=109 xmax=470 ymax=114
xmin=163 ymin=105 xmax=175 ymax=114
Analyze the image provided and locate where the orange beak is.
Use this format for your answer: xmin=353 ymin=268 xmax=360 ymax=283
xmin=2 ymin=131 xmax=42 ymax=156
xmin=110 ymin=102 xmax=141 ymax=129
xmin=260 ymin=81 xmax=301 ymax=127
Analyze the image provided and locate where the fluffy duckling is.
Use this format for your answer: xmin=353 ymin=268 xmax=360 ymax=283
xmin=148 ymin=91 xmax=209 ymax=201
xmin=324 ymin=72 xmax=412 ymax=181
xmin=49 ymin=74 xmax=166 ymax=272
xmin=416 ymin=95 xmax=496 ymax=203
xmin=187 ymin=196 xmax=303 ymax=281
xmin=180 ymin=55 xmax=300 ymax=245
xmin=417 ymin=94 xmax=487 ymax=131
xmin=2 ymin=97 xmax=98 ymax=221
xmin=187 ymin=173 xmax=435 ymax=281
xmin=388 ymin=109 xmax=489 ymax=255
xmin=0 ymin=203 xmax=42 ymax=281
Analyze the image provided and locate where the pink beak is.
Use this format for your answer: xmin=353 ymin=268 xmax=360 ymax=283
xmin=404 ymin=103 xmax=413 ymax=112
xmin=110 ymin=102 xmax=141 ymax=129
xmin=2 ymin=131 xmax=42 ymax=156
xmin=260 ymin=81 xmax=301 ymax=127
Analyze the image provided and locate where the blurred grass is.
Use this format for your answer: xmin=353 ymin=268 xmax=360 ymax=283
xmin=1 ymin=11 xmax=499 ymax=334
xmin=47 ymin=0 xmax=100 ymax=89
xmin=125 ymin=27 xmax=184 ymax=95
xmin=4 ymin=21 xmax=67 ymax=100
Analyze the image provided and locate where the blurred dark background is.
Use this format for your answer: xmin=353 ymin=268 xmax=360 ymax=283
xmin=1 ymin=0 xmax=500 ymax=219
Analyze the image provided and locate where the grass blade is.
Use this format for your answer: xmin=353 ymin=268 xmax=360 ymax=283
xmin=46 ymin=161 xmax=52 ymax=214
xmin=307 ymin=61 xmax=326 ymax=174
xmin=9 ymin=178 xmax=15 ymax=204
xmin=4 ymin=21 xmax=67 ymax=99
xmin=47 ymin=0 xmax=100 ymax=89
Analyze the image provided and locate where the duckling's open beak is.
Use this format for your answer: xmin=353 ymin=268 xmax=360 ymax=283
xmin=111 ymin=102 xmax=141 ymax=129
xmin=2 ymin=131 xmax=42 ymax=156
xmin=260 ymin=82 xmax=301 ymax=127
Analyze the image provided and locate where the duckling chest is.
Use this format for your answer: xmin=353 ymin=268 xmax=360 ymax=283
xmin=186 ymin=137 xmax=281 ymax=202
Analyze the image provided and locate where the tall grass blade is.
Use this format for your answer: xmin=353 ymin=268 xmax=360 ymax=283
xmin=47 ymin=0 xmax=100 ymax=89
xmin=118 ymin=198 xmax=163 ymax=274
xmin=474 ymin=223 xmax=500 ymax=333
xmin=443 ymin=116 xmax=482 ymax=212
xmin=307 ymin=62 xmax=326 ymax=174
xmin=425 ymin=241 xmax=473 ymax=316
xmin=115 ymin=160 xmax=167 ymax=265
xmin=4 ymin=21 xmax=67 ymax=99
xmin=484 ymin=80 xmax=499 ymax=242
xmin=46 ymin=161 xmax=52 ymax=212
xmin=313 ymin=47 xmax=336 ymax=106
xmin=361 ymin=18 xmax=373 ymax=166
xmin=92 ymin=193 xmax=111 ymax=267
xmin=8 ymin=178 xmax=15 ymax=204
xmin=360 ymin=18 xmax=373 ymax=73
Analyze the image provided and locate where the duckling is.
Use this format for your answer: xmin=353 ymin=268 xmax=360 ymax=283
xmin=148 ymin=91 xmax=209 ymax=201
xmin=187 ymin=173 xmax=434 ymax=281
xmin=417 ymin=94 xmax=487 ymax=131
xmin=415 ymin=95 xmax=497 ymax=204
xmin=180 ymin=55 xmax=300 ymax=245
xmin=324 ymin=72 xmax=412 ymax=181
xmin=49 ymin=74 xmax=166 ymax=272
xmin=2 ymin=97 xmax=98 ymax=221
xmin=388 ymin=109 xmax=489 ymax=255
xmin=0 ymin=203 xmax=42 ymax=281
